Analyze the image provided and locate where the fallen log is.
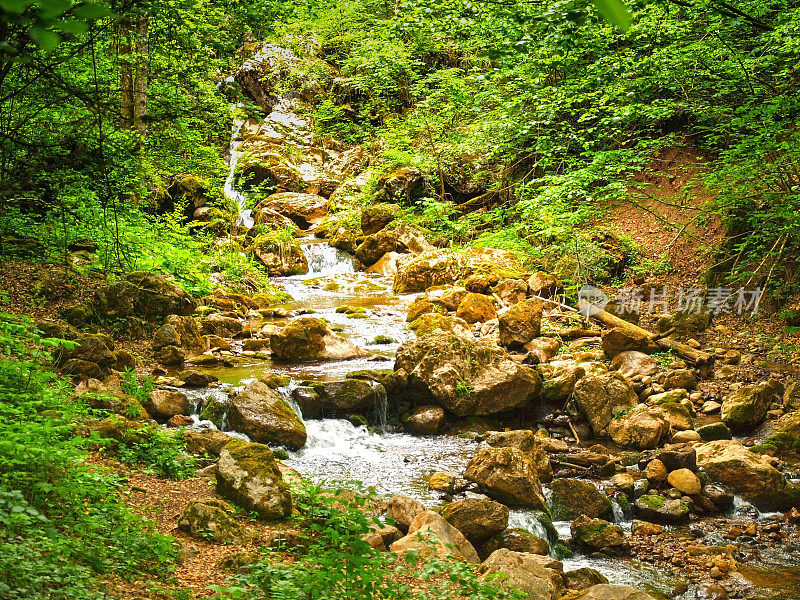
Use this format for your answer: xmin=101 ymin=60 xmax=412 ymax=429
xmin=576 ymin=299 xmax=713 ymax=366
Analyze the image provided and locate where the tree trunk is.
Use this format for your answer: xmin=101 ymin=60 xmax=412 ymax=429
xmin=132 ymin=12 xmax=149 ymax=138
xmin=119 ymin=17 xmax=134 ymax=128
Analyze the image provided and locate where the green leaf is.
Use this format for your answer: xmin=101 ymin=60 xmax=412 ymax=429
xmin=593 ymin=0 xmax=633 ymax=31
xmin=27 ymin=26 xmax=60 ymax=52
xmin=36 ymin=0 xmax=71 ymax=19
xmin=0 ymin=0 xmax=31 ymax=13
xmin=74 ymin=1 xmax=108 ymax=19
xmin=54 ymin=18 xmax=87 ymax=34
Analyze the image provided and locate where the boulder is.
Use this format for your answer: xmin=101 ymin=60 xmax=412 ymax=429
xmin=94 ymin=271 xmax=197 ymax=320
xmin=356 ymin=222 xmax=433 ymax=266
xmin=570 ymin=584 xmax=658 ymax=600
xmin=201 ymin=314 xmax=243 ymax=337
xmin=656 ymin=311 xmax=712 ymax=334
xmin=485 ymin=430 xmax=552 ymax=483
xmin=408 ymin=313 xmax=472 ymax=338
xmin=251 ymin=239 xmax=309 ymax=276
xmin=478 ymin=549 xmax=564 ymax=600
xmin=262 ymin=192 xmax=329 ymax=228
xmin=563 ymin=568 xmax=610 ymax=591
xmin=721 ymin=379 xmax=784 ymax=432
xmin=375 ymin=167 xmax=426 ymax=205
xmin=177 ymin=499 xmax=252 ymax=545
xmin=455 ymin=293 xmax=497 ymax=324
xmin=667 ymin=468 xmax=701 ymax=495
xmin=608 ymin=404 xmax=671 ymax=450
xmin=695 ymin=440 xmax=790 ymax=510
xmin=55 ymin=333 xmax=117 ymax=378
xmin=601 ymin=327 xmax=658 ymax=359
xmin=428 ymin=471 xmax=456 ymax=493
xmin=144 ymin=389 xmax=191 ymax=422
xmin=228 ymin=380 xmax=307 ymax=450
xmin=527 ymin=272 xmax=561 ymax=297
xmin=365 ymin=251 xmax=402 ymax=277
xmin=390 ymin=510 xmax=480 ymax=563
xmin=633 ymin=495 xmax=690 ymax=524
xmin=394 ymin=332 xmax=542 ymax=417
xmin=784 ymin=382 xmax=800 ymax=412
xmin=572 ymin=372 xmax=639 ymax=437
xmin=464 ymin=447 xmax=547 ymax=509
xmin=270 ymin=318 xmax=368 ymax=362
xmin=541 ymin=364 xmax=586 ymax=403
xmin=404 ymin=405 xmax=445 ymax=435
xmin=361 ymin=203 xmax=401 ymax=235
xmin=610 ymin=351 xmax=659 ymax=379
xmin=482 ymin=528 xmax=550 ymax=557
xmin=498 ymin=298 xmax=543 ymax=348
xmin=525 ymin=337 xmax=560 ymax=364
xmin=386 ymin=495 xmax=426 ymax=533
xmin=549 ymin=479 xmax=612 ymax=521
xmin=312 ymin=379 xmax=386 ymax=415
xmin=697 ymin=422 xmax=732 ymax=441
xmin=153 ymin=315 xmax=207 ymax=354
xmin=440 ymin=498 xmax=509 ymax=543
xmin=493 ymin=278 xmax=529 ymax=305
xmin=406 ymin=297 xmax=447 ymax=323
xmin=184 ymin=429 xmax=234 ymax=457
xmin=216 ymin=440 xmax=292 ymax=520
xmin=570 ymin=515 xmax=627 ymax=550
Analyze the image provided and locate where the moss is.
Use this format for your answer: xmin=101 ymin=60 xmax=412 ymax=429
xmin=373 ymin=335 xmax=395 ymax=344
xmin=199 ymin=399 xmax=227 ymax=429
xmin=553 ymin=542 xmax=573 ymax=559
xmin=272 ymin=448 xmax=290 ymax=460
xmin=639 ymin=494 xmax=666 ymax=509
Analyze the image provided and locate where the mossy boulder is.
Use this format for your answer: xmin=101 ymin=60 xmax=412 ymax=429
xmin=250 ymin=235 xmax=309 ymax=276
xmin=356 ymin=222 xmax=434 ymax=266
xmin=270 ymin=317 xmax=368 ymax=362
xmin=94 ymin=271 xmax=197 ymax=320
xmin=455 ymin=292 xmax=497 ymax=324
xmin=696 ymin=421 xmax=732 ymax=441
xmin=216 ymin=440 xmax=292 ymax=520
xmin=177 ymin=499 xmax=253 ymax=544
xmin=482 ymin=528 xmax=550 ymax=558
xmin=440 ymin=498 xmax=509 ymax=543
xmin=394 ymin=331 xmax=542 ymax=417
xmin=262 ymin=192 xmax=330 ymax=229
xmin=563 ymin=568 xmax=609 ymax=592
xmin=633 ymin=494 xmax=690 ymax=524
xmin=477 ymin=549 xmax=564 ymax=600
xmin=464 ymin=447 xmax=548 ymax=509
xmin=404 ymin=405 xmax=446 ymax=435
xmin=572 ymin=372 xmax=639 ymax=437
xmin=374 ymin=166 xmax=426 ymax=205
xmin=144 ymin=389 xmax=192 ymax=422
xmin=498 ymin=298 xmax=543 ymax=348
xmin=570 ymin=515 xmax=627 ymax=551
xmin=549 ymin=479 xmax=612 ymax=521
xmin=228 ymin=380 xmax=306 ymax=450
xmin=153 ymin=315 xmax=207 ymax=354
xmin=484 ymin=430 xmax=552 ymax=483
xmin=408 ymin=313 xmax=472 ymax=337
xmin=608 ymin=404 xmax=671 ymax=450
xmin=721 ymin=379 xmax=784 ymax=432
xmin=361 ymin=203 xmax=402 ymax=235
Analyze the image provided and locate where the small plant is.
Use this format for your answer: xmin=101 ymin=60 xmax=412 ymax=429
xmin=120 ymin=367 xmax=156 ymax=404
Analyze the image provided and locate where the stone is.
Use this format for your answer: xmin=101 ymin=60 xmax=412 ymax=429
xmin=408 ymin=313 xmax=473 ymax=338
xmin=484 ymin=430 xmax=553 ymax=482
xmin=541 ymin=363 xmax=586 ymax=403
xmin=216 ymin=440 xmax=292 ymax=520
xmin=152 ymin=315 xmax=207 ymax=355
xmin=601 ymin=327 xmax=658 ymax=359
xmin=611 ymin=473 xmax=636 ymax=495
xmin=643 ymin=459 xmax=668 ymax=484
xmin=646 ymin=445 xmax=697 ymax=472
xmin=498 ymin=298 xmax=543 ymax=348
xmin=631 ymin=520 xmax=663 ymax=535
xmin=608 ymin=404 xmax=671 ymax=450
xmin=524 ymin=337 xmax=560 ymax=364
xmin=386 ymin=495 xmax=426 ymax=533
xmin=94 ymin=271 xmax=197 ymax=320
xmin=179 ymin=369 xmax=218 ymax=388
xmin=177 ymin=499 xmax=252 ymax=545
xmin=695 ymin=439 xmax=790 ymax=510
xmin=656 ymin=311 xmax=712 ymax=334
xmin=155 ymin=345 xmax=185 ymax=366
xmin=262 ymin=192 xmax=329 ymax=228
xmin=493 ymin=278 xmax=529 ymax=305
xmin=227 ymin=380 xmax=307 ymax=450
xmin=201 ymin=314 xmax=243 ymax=337
xmin=667 ymin=469 xmax=702 ymax=495
xmin=440 ymin=498 xmax=509 ymax=543
xmin=697 ymin=421 xmax=733 ymax=442
xmin=429 ymin=471 xmax=456 ymax=493
xmin=721 ymin=379 xmax=784 ymax=432
xmin=405 ymin=405 xmax=446 ymax=435
xmin=563 ymin=568 xmax=610 ymax=591
xmin=406 ymin=297 xmax=447 ymax=323
xmin=394 ymin=331 xmax=542 ymax=417
xmin=455 ymin=293 xmax=497 ymax=324
xmin=391 ymin=510 xmax=480 ymax=563
xmin=701 ymin=401 xmax=722 ymax=414
xmin=144 ymin=389 xmax=191 ymax=422
xmin=184 ymin=429 xmax=234 ymax=457
xmin=570 ymin=515 xmax=627 ymax=550
xmin=361 ymin=203 xmax=402 ymax=235
xmin=365 ymin=251 xmax=402 ymax=277
xmin=375 ymin=166 xmax=426 ymax=205
xmin=464 ymin=447 xmax=547 ymax=509
xmin=356 ymin=222 xmax=433 ymax=266
xmin=610 ymin=351 xmax=659 ymax=379
xmin=478 ymin=549 xmax=564 ymax=600
xmin=549 ymin=479 xmax=612 ymax=521
xmin=482 ymin=528 xmax=550 ymax=557
xmin=251 ymin=238 xmax=309 ymax=276
xmin=784 ymin=382 xmax=800 ymax=412
xmin=270 ymin=318 xmax=368 ymax=362
xmin=572 ymin=372 xmax=639 ymax=437
xmin=672 ymin=430 xmax=701 ymax=443
xmin=527 ymin=272 xmax=561 ymax=297
xmin=313 ymin=379 xmax=386 ymax=415
xmin=571 ymin=584 xmax=658 ymax=600
xmin=662 ymin=369 xmax=697 ymax=391
xmin=634 ymin=495 xmax=690 ymax=524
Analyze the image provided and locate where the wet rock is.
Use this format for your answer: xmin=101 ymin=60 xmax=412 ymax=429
xmin=631 ymin=520 xmax=663 ymax=535
xmin=611 ymin=473 xmax=636 ymax=496
xmin=541 ymin=363 xmax=586 ymax=403
xmin=94 ymin=271 xmax=197 ymax=320
xmin=601 ymin=327 xmax=658 ymax=359
xmin=168 ymin=414 xmax=194 ymax=427
xmin=440 ymin=498 xmax=509 ymax=543
xmin=270 ymin=318 xmax=368 ymax=362
xmin=484 ymin=430 xmax=552 ymax=483
xmin=643 ymin=459 xmax=668 ymax=484
xmin=571 ymin=584 xmax=657 ymax=600
xmin=550 ymin=479 xmax=613 ymax=521
xmin=228 ymin=380 xmax=306 ymax=450
xmin=482 ymin=528 xmax=550 ymax=557
xmin=404 ymin=405 xmax=445 ymax=435
xmin=721 ymin=379 xmax=784 ymax=432
xmin=572 ymin=372 xmax=639 ymax=437
xmin=312 ymin=379 xmax=386 ymax=416
xmin=455 ymin=293 xmax=497 ymax=324
xmin=697 ymin=583 xmax=729 ymax=600
xmin=177 ymin=499 xmax=252 ymax=545
xmin=201 ymin=314 xmax=243 ymax=337
xmin=464 ymin=447 xmax=547 ymax=509
xmin=645 ymin=445 xmax=697 ymax=472
xmin=262 ymin=192 xmax=329 ymax=229
xmin=251 ymin=237 xmax=309 ymax=276
xmin=608 ymin=404 xmax=670 ymax=450
xmin=144 ymin=389 xmax=191 ymax=422
xmin=365 ymin=251 xmax=402 ymax=277
xmin=498 ymin=298 xmax=543 ymax=348
xmin=386 ymin=495 xmax=426 ymax=533
xmin=662 ymin=368 xmax=697 ymax=391
xmin=695 ymin=439 xmax=791 ymax=510
xmin=391 ymin=510 xmax=480 ymax=563
xmin=672 ymin=430 xmax=701 ymax=443
xmin=393 ymin=247 xmax=523 ymax=294
xmin=179 ymin=370 xmax=218 ymax=388
xmin=701 ymin=484 xmax=734 ymax=511
xmin=406 ymin=296 xmax=447 ymax=322
xmin=610 ymin=351 xmax=659 ymax=379
xmin=394 ymin=331 xmax=542 ymax=417
xmin=408 ymin=313 xmax=473 ymax=338
xmin=667 ymin=468 xmax=702 ymax=495
xmin=570 ymin=515 xmax=627 ymax=550
xmin=563 ymin=568 xmax=610 ymax=591
xmin=361 ymin=203 xmax=402 ymax=235
xmin=701 ymin=400 xmax=722 ymax=414
xmin=428 ymin=471 xmax=456 ymax=493
xmin=784 ymin=382 xmax=800 ymax=412
xmin=633 ymin=494 xmax=690 ymax=524
xmin=216 ymin=440 xmax=292 ymax=520
xmin=356 ymin=222 xmax=433 ymax=266
xmin=478 ymin=549 xmax=564 ymax=600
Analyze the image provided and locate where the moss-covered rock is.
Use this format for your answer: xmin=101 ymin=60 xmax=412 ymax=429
xmin=177 ymin=499 xmax=253 ymax=545
xmin=572 ymin=372 xmax=639 ymax=437
xmin=269 ymin=317 xmax=368 ymax=362
xmin=228 ymin=380 xmax=307 ymax=450
xmin=455 ymin=292 xmax=497 ymax=324
xmin=498 ymin=298 xmax=543 ymax=348
xmin=549 ymin=479 xmax=612 ymax=521
xmin=608 ymin=404 xmax=671 ymax=450
xmin=361 ymin=203 xmax=402 ymax=235
xmin=570 ymin=515 xmax=627 ymax=550
xmin=94 ymin=271 xmax=197 ymax=320
xmin=721 ymin=379 xmax=784 ymax=432
xmin=440 ymin=498 xmax=509 ymax=543
xmin=633 ymin=494 xmax=690 ymax=524
xmin=464 ymin=447 xmax=547 ymax=509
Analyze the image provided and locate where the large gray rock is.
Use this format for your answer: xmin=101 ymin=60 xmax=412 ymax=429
xmin=572 ymin=372 xmax=639 ymax=437
xmin=465 ymin=447 xmax=547 ymax=509
xmin=228 ymin=380 xmax=307 ymax=450
xmin=478 ymin=549 xmax=564 ymax=600
xmin=216 ymin=440 xmax=292 ymax=520
xmin=394 ymin=331 xmax=542 ymax=417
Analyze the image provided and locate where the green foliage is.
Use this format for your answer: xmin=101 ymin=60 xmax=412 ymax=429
xmin=0 ymin=312 xmax=176 ymax=599
xmin=120 ymin=367 xmax=156 ymax=404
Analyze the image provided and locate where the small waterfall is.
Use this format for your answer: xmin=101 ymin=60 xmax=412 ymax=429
xmin=610 ymin=495 xmax=626 ymax=524
xmin=301 ymin=240 xmax=357 ymax=277
xmin=371 ymin=381 xmax=388 ymax=432
xmin=222 ymin=105 xmax=252 ymax=228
